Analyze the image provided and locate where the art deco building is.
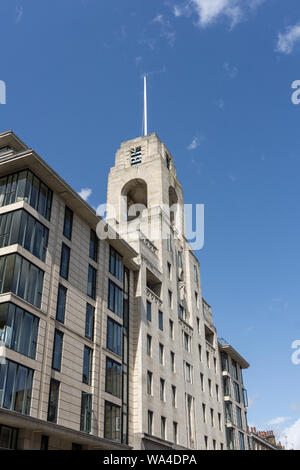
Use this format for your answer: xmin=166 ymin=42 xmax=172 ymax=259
xmin=0 ymin=130 xmax=250 ymax=450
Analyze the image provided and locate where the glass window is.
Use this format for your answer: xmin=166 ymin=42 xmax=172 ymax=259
xmin=239 ymin=432 xmax=245 ymax=450
xmin=146 ymin=301 xmax=151 ymax=322
xmin=0 ymin=303 xmax=39 ymax=359
xmin=147 ymin=371 xmax=152 ymax=395
xmin=85 ymin=303 xmax=95 ymax=340
xmin=63 ymin=206 xmax=73 ymax=240
xmin=146 ymin=334 xmax=152 ymax=356
xmin=47 ymin=379 xmax=60 ymax=423
xmin=104 ymin=401 xmax=121 ymax=441
xmin=194 ymin=265 xmax=198 ymax=284
xmin=221 ymin=352 xmax=229 ymax=372
xmin=80 ymin=392 xmax=92 ymax=433
xmin=105 ymin=357 xmax=122 ymax=398
xmin=243 ymin=388 xmax=248 ymax=407
xmin=172 ymin=385 xmax=176 ymax=407
xmin=52 ymin=330 xmax=63 ymax=371
xmin=185 ymin=362 xmax=192 ymax=383
xmin=160 ymin=378 xmax=165 ymax=401
xmin=56 ymin=284 xmax=67 ymax=323
xmin=0 ymin=425 xmax=18 ymax=450
xmin=87 ymin=265 xmax=97 ymax=300
xmin=0 ymin=359 xmax=33 ymax=415
xmin=226 ymin=428 xmax=235 ymax=450
xmin=234 ymin=382 xmax=241 ymax=403
xmin=109 ymin=246 xmax=122 ymax=281
xmin=159 ymin=343 xmax=164 ymax=365
xmin=89 ymin=230 xmax=98 ymax=262
xmin=232 ymin=360 xmax=239 ymax=380
xmin=40 ymin=435 xmax=49 ymax=450
xmin=158 ymin=311 xmax=163 ymax=331
xmin=82 ymin=345 xmax=93 ymax=385
xmin=169 ymin=319 xmax=174 ymax=339
xmin=236 ymin=406 xmax=243 ymax=428
xmin=225 ymin=401 xmax=233 ymax=423
xmin=60 ymin=243 xmax=70 ymax=280
xmin=148 ymin=410 xmax=153 ymax=435
xmin=173 ymin=422 xmax=178 ymax=444
xmin=161 ymin=417 xmax=166 ymax=440
xmin=107 ymin=317 xmax=122 ymax=356
xmin=170 ymin=351 xmax=175 ymax=372
xmin=108 ymin=280 xmax=123 ymax=317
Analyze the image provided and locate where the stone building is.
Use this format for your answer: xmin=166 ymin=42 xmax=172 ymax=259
xmin=0 ymin=130 xmax=250 ymax=450
xmin=250 ymin=429 xmax=285 ymax=450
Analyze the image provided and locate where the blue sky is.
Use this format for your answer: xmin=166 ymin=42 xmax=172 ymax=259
xmin=1 ymin=0 xmax=300 ymax=449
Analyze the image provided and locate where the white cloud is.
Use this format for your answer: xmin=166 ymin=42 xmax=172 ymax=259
xmin=78 ymin=188 xmax=92 ymax=201
xmin=16 ymin=6 xmax=23 ymax=24
xmin=187 ymin=134 xmax=205 ymax=150
xmin=267 ymin=417 xmax=290 ymax=426
xmin=152 ymin=13 xmax=176 ymax=46
xmin=173 ymin=0 xmax=264 ymax=28
xmin=281 ymin=417 xmax=300 ymax=450
xmin=223 ymin=62 xmax=238 ymax=78
xmin=276 ymin=23 xmax=300 ymax=54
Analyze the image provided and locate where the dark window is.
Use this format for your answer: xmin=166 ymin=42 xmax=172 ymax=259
xmin=89 ymin=230 xmax=98 ymax=262
xmin=130 ymin=147 xmax=142 ymax=166
xmin=234 ymin=382 xmax=241 ymax=403
xmin=63 ymin=206 xmax=73 ymax=240
xmin=104 ymin=401 xmax=121 ymax=441
xmin=56 ymin=284 xmax=67 ymax=323
xmin=87 ymin=265 xmax=97 ymax=299
xmin=40 ymin=435 xmax=49 ymax=450
xmin=0 ymin=253 xmax=44 ymax=308
xmin=85 ymin=303 xmax=95 ymax=340
xmin=105 ymin=357 xmax=122 ymax=398
xmin=72 ymin=443 xmax=82 ymax=451
xmin=239 ymin=432 xmax=245 ymax=450
xmin=0 ymin=359 xmax=33 ymax=415
xmin=0 ymin=209 xmax=49 ymax=261
xmin=148 ymin=410 xmax=153 ymax=435
xmin=0 ymin=425 xmax=18 ymax=450
xmin=60 ymin=243 xmax=70 ymax=280
xmin=161 ymin=416 xmax=166 ymax=440
xmin=221 ymin=352 xmax=229 ymax=372
xmin=109 ymin=246 xmax=122 ymax=281
xmin=146 ymin=301 xmax=151 ymax=322
xmin=47 ymin=379 xmax=60 ymax=423
xmin=108 ymin=280 xmax=123 ymax=317
xmin=0 ymin=302 xmax=39 ymax=359
xmin=82 ymin=346 xmax=93 ymax=385
xmin=80 ymin=392 xmax=92 ymax=433
xmin=236 ymin=406 xmax=243 ymax=428
xmin=52 ymin=330 xmax=63 ymax=371
xmin=232 ymin=360 xmax=239 ymax=380
xmin=158 ymin=311 xmax=163 ymax=331
xmin=0 ymin=169 xmax=52 ymax=220
xmin=107 ymin=317 xmax=122 ymax=356
xmin=173 ymin=422 xmax=178 ymax=443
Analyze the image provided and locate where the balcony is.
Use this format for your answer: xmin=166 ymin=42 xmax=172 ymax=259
xmin=202 ymin=298 xmax=213 ymax=326
xmin=146 ymin=286 xmax=162 ymax=307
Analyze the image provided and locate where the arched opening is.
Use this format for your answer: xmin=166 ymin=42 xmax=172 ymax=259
xmin=168 ymin=186 xmax=178 ymax=225
xmin=121 ymin=178 xmax=148 ymax=222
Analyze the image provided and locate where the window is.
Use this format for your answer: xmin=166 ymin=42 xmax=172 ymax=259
xmin=170 ymin=351 xmax=175 ymax=372
xmin=106 ymin=357 xmax=122 ymax=398
xmin=148 ymin=410 xmax=153 ymax=435
xmin=167 ymin=262 xmax=171 ymax=279
xmin=166 ymin=153 xmax=171 ymax=169
xmin=206 ymin=351 xmax=210 ymax=368
xmin=185 ymin=362 xmax=192 ymax=383
xmin=130 ymin=146 xmax=142 ymax=165
xmin=146 ymin=334 xmax=152 ymax=356
xmin=195 ymin=291 xmax=198 ymax=307
xmin=183 ymin=332 xmax=190 ymax=352
xmin=63 ymin=206 xmax=73 ymax=240
xmin=0 ymin=253 xmax=44 ymax=308
xmin=223 ymin=376 xmax=231 ymax=397
xmin=194 ymin=265 xmax=198 ymax=285
xmin=187 ymin=395 xmax=195 ymax=444
xmin=202 ymin=403 xmax=206 ymax=423
xmin=47 ymin=379 xmax=59 ymax=423
xmin=80 ymin=392 xmax=92 ymax=432
xmin=0 ymin=209 xmax=49 ymax=261
xmin=87 ymin=265 xmax=97 ymax=300
xmin=210 ymin=408 xmax=214 ymax=427
xmin=239 ymin=432 xmax=245 ymax=450
xmin=160 ymin=378 xmax=165 ymax=401
xmin=52 ymin=330 xmax=63 ymax=371
xmin=56 ymin=284 xmax=67 ymax=323
xmin=243 ymin=388 xmax=248 ymax=407
xmin=236 ymin=406 xmax=243 ymax=428
xmin=0 ymin=169 xmax=52 ymax=220
xmin=107 ymin=317 xmax=122 ymax=356
xmin=198 ymin=344 xmax=202 ymax=361
xmin=173 ymin=422 xmax=178 ymax=444
xmin=221 ymin=352 xmax=229 ymax=372
xmin=85 ymin=303 xmax=95 ymax=340
xmin=204 ymin=435 xmax=208 ymax=450
xmin=0 ymin=302 xmax=39 ymax=359
xmin=167 ymin=233 xmax=172 ymax=253
xmin=178 ymin=304 xmax=186 ymax=321
xmin=227 ymin=428 xmax=235 ymax=450
xmin=159 ymin=343 xmax=164 ymax=365
xmin=147 ymin=371 xmax=153 ymax=395
xmin=225 ymin=402 xmax=233 ymax=423
xmin=89 ymin=230 xmax=98 ymax=262
xmin=72 ymin=443 xmax=82 ymax=451
xmin=200 ymin=373 xmax=204 ymax=391
xmin=83 ymin=346 xmax=93 ymax=385
xmin=40 ymin=435 xmax=49 ymax=451
xmin=214 ymin=357 xmax=217 ymax=373
xmin=109 ymin=246 xmax=122 ymax=281
xmin=218 ymin=413 xmax=222 ymax=431
xmin=108 ymin=280 xmax=122 ymax=317
xmin=208 ymin=379 xmax=212 ymax=396
xmin=158 ymin=311 xmax=163 ymax=331
xmin=234 ymin=382 xmax=241 ymax=403
xmin=0 ymin=359 xmax=33 ymax=415
xmin=60 ymin=243 xmax=70 ymax=280
xmin=0 ymin=425 xmax=18 ymax=450
xmin=168 ymin=290 xmax=173 ymax=309
xmin=146 ymin=301 xmax=151 ymax=322
xmin=196 ymin=317 xmax=200 ymax=333
xmin=216 ymin=384 xmax=220 ymax=401
xmin=172 ymin=385 xmax=177 ymax=407
xmin=104 ymin=401 xmax=121 ymax=441
xmin=161 ymin=417 xmax=166 ymax=440
xmin=232 ymin=360 xmax=238 ymax=380
xmin=169 ymin=319 xmax=174 ymax=339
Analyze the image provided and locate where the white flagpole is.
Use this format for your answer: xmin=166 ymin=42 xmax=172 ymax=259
xmin=144 ymin=75 xmax=148 ymax=136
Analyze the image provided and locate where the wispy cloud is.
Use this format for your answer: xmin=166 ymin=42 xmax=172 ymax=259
xmin=173 ymin=0 xmax=265 ymax=29
xmin=187 ymin=134 xmax=205 ymax=150
xmin=281 ymin=417 xmax=300 ymax=450
xmin=152 ymin=13 xmax=176 ymax=47
xmin=16 ymin=5 xmax=23 ymax=24
xmin=216 ymin=98 xmax=225 ymax=109
xmin=276 ymin=23 xmax=300 ymax=54
xmin=78 ymin=188 xmax=92 ymax=202
xmin=267 ymin=417 xmax=291 ymax=426
xmin=223 ymin=62 xmax=238 ymax=79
